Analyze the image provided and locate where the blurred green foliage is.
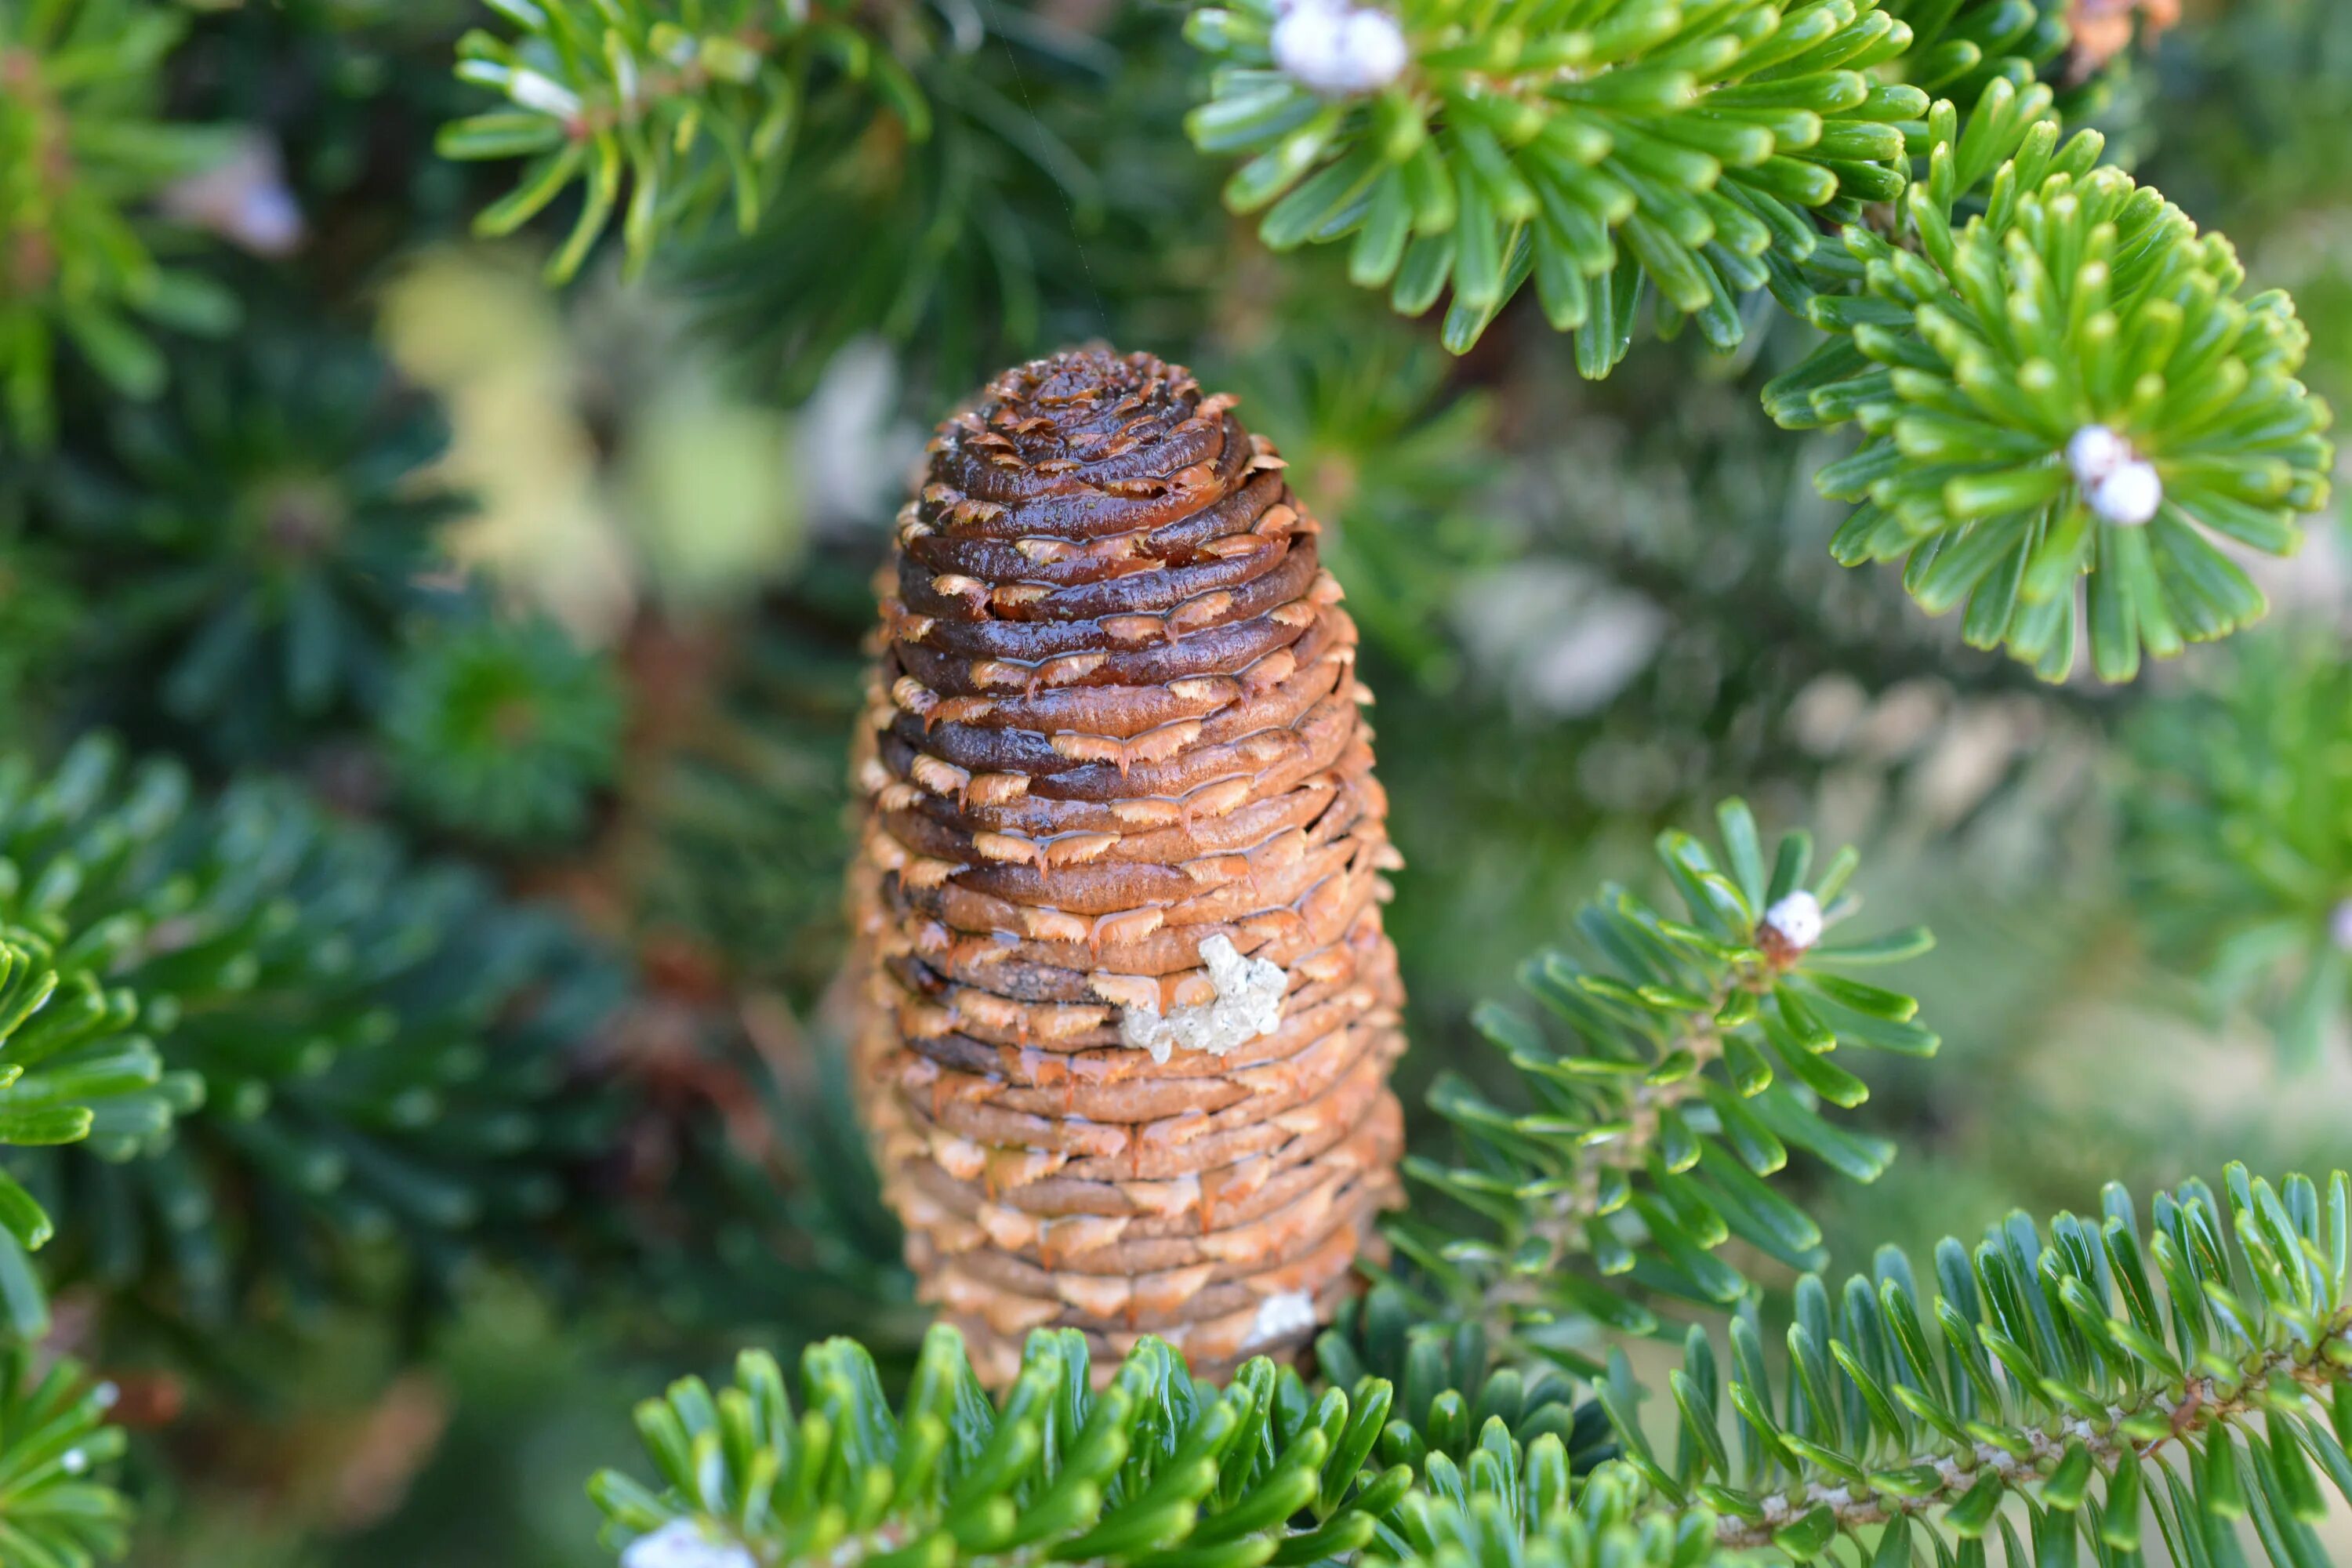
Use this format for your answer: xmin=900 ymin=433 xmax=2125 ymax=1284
xmin=0 ymin=0 xmax=239 ymax=445
xmin=27 ymin=334 xmax=464 ymax=760
xmin=2122 ymin=633 xmax=2352 ymax=1072
xmin=383 ymin=608 xmax=622 ymax=844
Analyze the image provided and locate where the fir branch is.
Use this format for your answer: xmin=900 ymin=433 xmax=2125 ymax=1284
xmin=1393 ymin=798 xmax=1937 ymax=1352
xmin=1708 ymin=1305 xmax=2350 ymax=1552
xmin=1185 ymin=0 xmax=1929 ymax=362
xmin=0 ymin=735 xmax=622 ymax=1334
xmin=1316 ymin=1286 xmax=1617 ymax=1477
xmin=1765 ymin=80 xmax=2336 ymax=681
xmin=1603 ymin=1165 xmax=2352 ymax=1567
xmin=31 ymin=330 xmax=465 ymax=757
xmin=666 ymin=8 xmax=1212 ymax=405
xmin=1367 ymin=1449 xmax=1719 ymax=1568
xmin=1219 ymin=316 xmax=1508 ymax=682
xmin=1362 ymin=1166 xmax=2352 ymax=1568
xmin=1879 ymin=0 xmax=2071 ymax=111
xmin=0 ymin=0 xmax=238 ymax=445
xmin=0 ymin=1347 xmax=129 ymax=1568
xmin=0 ymin=923 xmax=196 ymax=1309
xmin=588 ymin=1323 xmax=1413 ymax=1568
xmin=440 ymin=0 xmax=931 ymax=282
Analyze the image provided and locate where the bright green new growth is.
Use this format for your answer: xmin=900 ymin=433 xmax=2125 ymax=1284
xmin=590 ymin=1164 xmax=2352 ymax=1568
xmin=1179 ymin=0 xmax=2332 ymax=681
xmin=0 ymin=0 xmax=237 ymax=445
xmin=1878 ymin=0 xmax=2069 ymax=109
xmin=590 ymin=1323 xmax=1412 ymax=1568
xmin=1394 ymin=799 xmax=1936 ymax=1354
xmin=1184 ymin=0 xmax=1929 ymax=365
xmin=441 ymin=0 xmax=930 ymax=282
xmin=0 ymin=925 xmax=192 ymax=1262
xmin=1768 ymin=83 xmax=2336 ymax=682
xmin=0 ymin=1347 xmax=129 ymax=1568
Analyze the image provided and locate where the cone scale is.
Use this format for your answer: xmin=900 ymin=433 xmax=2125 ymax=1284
xmin=850 ymin=348 xmax=1407 ymax=1385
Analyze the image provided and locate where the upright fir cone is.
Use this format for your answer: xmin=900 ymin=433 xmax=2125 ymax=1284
xmin=849 ymin=348 xmax=1407 ymax=1385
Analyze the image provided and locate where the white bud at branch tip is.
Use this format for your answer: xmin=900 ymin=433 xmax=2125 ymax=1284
xmin=2067 ymin=423 xmax=2162 ymax=526
xmin=621 ymin=1519 xmax=757 ymax=1568
xmin=506 ymin=69 xmax=584 ymax=120
xmin=1272 ymin=0 xmax=1409 ymax=96
xmin=1762 ymin=891 xmax=1824 ymax=955
xmin=2331 ymin=898 xmax=2352 ymax=954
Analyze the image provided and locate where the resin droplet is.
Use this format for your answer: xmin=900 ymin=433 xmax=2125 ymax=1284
xmin=1119 ymin=935 xmax=1287 ymax=1064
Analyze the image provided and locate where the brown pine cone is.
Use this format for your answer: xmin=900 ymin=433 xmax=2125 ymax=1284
xmin=848 ymin=347 xmax=1408 ymax=1385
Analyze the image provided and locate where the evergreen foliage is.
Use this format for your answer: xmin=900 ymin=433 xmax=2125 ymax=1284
xmin=586 ymin=1159 xmax=2352 ymax=1568
xmin=383 ymin=608 xmax=623 ymax=844
xmin=1765 ymin=85 xmax=2336 ymax=681
xmin=1186 ymin=0 xmax=1929 ymax=365
xmin=1313 ymin=1287 xmax=1617 ymax=1475
xmin=1393 ymin=800 xmax=1934 ymax=1350
xmin=1176 ymin=0 xmax=2332 ymax=679
xmin=29 ymin=333 xmax=465 ymax=753
xmin=446 ymin=2 xmax=1215 ymax=397
xmin=590 ymin=1323 xmax=1412 ymax=1568
xmin=0 ymin=0 xmax=2339 ymax=1560
xmin=1222 ymin=319 xmax=1507 ymax=681
xmin=636 ymin=615 xmax=862 ymax=1005
xmin=0 ymin=0 xmax=238 ymax=445
xmin=1600 ymin=1163 xmax=2352 ymax=1567
xmin=672 ymin=7 xmax=1217 ymax=403
xmin=0 ymin=1347 xmax=129 ymax=1568
xmin=0 ymin=737 xmax=621 ymax=1334
xmin=1878 ymin=0 xmax=2069 ymax=111
xmin=441 ymin=0 xmax=931 ymax=283
xmin=0 ymin=894 xmax=192 ymax=1294
xmin=610 ymin=1040 xmax=917 ymax=1354
xmin=2120 ymin=633 xmax=2352 ymax=1073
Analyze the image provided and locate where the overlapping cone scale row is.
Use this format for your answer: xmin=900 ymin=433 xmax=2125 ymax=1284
xmin=849 ymin=348 xmax=1408 ymax=1385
